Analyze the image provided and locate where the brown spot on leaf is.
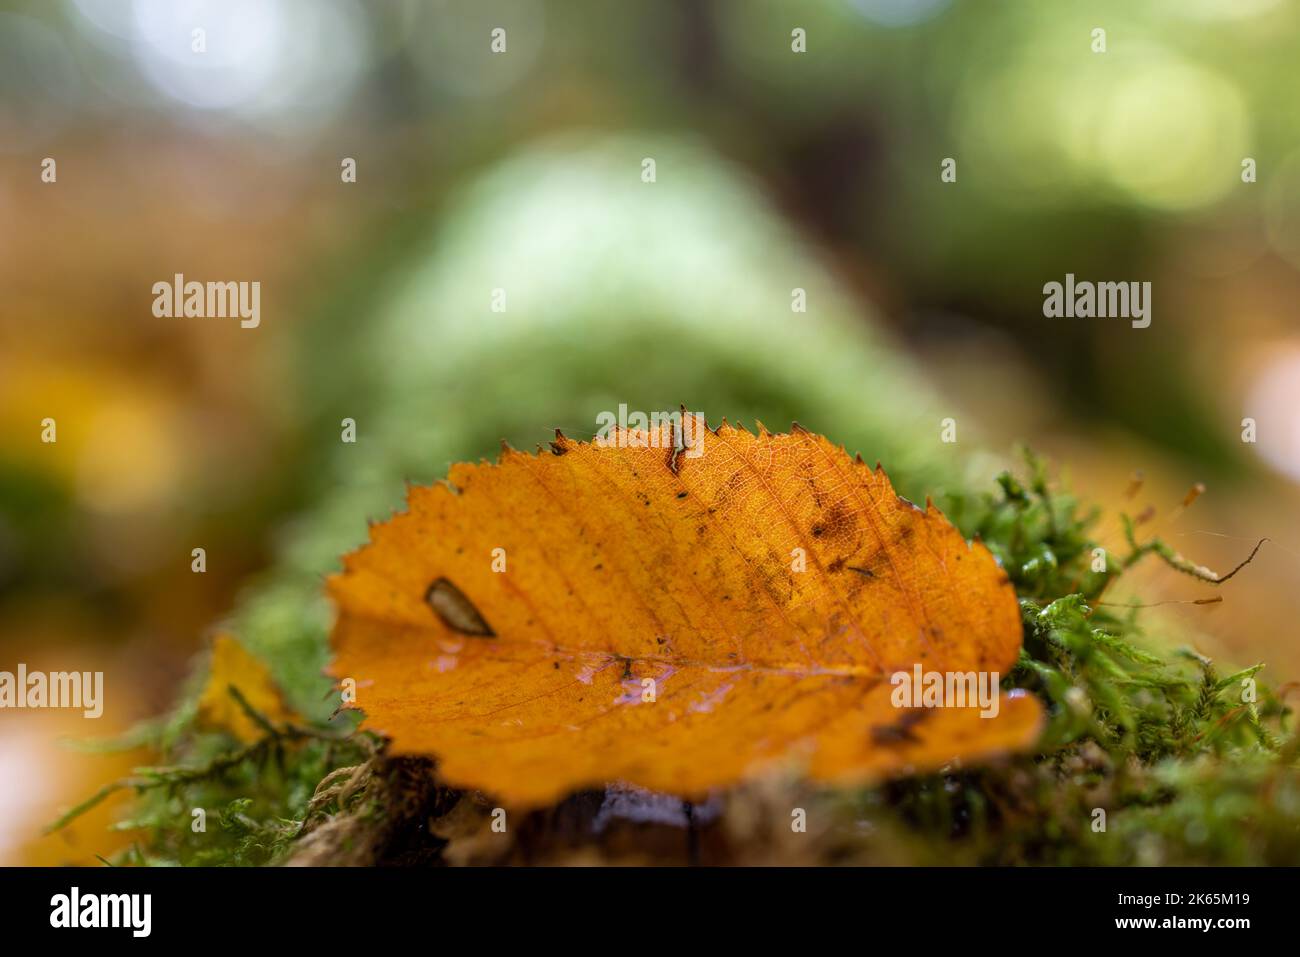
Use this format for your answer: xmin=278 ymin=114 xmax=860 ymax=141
xmin=426 ymin=578 xmax=496 ymax=637
xmin=870 ymin=709 xmax=931 ymax=747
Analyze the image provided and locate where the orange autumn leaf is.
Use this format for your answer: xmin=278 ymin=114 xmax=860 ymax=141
xmin=328 ymin=421 xmax=1042 ymax=806
xmin=197 ymin=634 xmax=298 ymax=742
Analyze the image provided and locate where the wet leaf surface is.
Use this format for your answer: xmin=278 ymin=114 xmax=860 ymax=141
xmin=328 ymin=421 xmax=1041 ymax=806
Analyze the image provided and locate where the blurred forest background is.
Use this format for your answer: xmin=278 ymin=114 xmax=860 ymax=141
xmin=3 ymin=0 xmax=1300 ymax=864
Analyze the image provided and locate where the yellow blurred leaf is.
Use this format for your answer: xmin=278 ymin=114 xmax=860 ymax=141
xmin=197 ymin=635 xmax=297 ymax=742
